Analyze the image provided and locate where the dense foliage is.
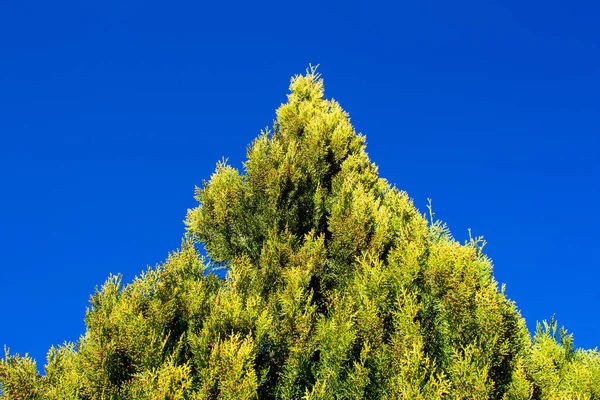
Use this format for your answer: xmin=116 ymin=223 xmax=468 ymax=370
xmin=2 ymin=68 xmax=599 ymax=399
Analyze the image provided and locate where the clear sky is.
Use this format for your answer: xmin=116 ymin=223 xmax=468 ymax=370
xmin=1 ymin=1 xmax=598 ymax=368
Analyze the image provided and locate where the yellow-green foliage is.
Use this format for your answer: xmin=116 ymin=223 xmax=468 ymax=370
xmin=2 ymin=67 xmax=598 ymax=399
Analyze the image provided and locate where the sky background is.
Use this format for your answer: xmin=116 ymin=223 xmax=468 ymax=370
xmin=1 ymin=0 xmax=598 ymax=369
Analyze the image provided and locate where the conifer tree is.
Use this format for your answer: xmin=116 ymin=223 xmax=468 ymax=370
xmin=2 ymin=67 xmax=599 ymax=399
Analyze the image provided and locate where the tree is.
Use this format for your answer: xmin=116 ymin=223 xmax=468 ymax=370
xmin=2 ymin=67 xmax=598 ymax=399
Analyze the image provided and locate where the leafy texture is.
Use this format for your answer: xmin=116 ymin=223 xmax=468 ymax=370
xmin=2 ymin=67 xmax=598 ymax=399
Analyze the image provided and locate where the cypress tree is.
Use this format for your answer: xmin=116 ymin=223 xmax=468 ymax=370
xmin=2 ymin=66 xmax=599 ymax=399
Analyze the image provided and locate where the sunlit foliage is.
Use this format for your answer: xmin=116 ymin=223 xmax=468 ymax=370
xmin=2 ymin=68 xmax=598 ymax=399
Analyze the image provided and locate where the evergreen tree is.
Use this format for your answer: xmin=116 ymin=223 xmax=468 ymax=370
xmin=2 ymin=67 xmax=598 ymax=399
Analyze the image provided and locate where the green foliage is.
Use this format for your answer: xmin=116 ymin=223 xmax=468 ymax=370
xmin=2 ymin=67 xmax=598 ymax=399
xmin=526 ymin=317 xmax=600 ymax=399
xmin=0 ymin=348 xmax=42 ymax=399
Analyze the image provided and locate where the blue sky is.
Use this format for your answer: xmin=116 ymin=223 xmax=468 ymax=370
xmin=1 ymin=1 xmax=598 ymax=367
